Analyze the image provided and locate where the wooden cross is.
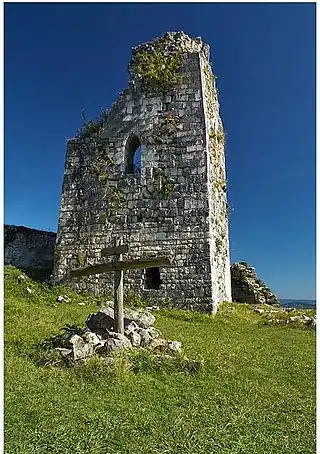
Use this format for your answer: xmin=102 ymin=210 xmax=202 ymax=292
xmin=69 ymin=240 xmax=173 ymax=335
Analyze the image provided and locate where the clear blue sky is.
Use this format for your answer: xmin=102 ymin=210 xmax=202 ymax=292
xmin=4 ymin=3 xmax=315 ymax=299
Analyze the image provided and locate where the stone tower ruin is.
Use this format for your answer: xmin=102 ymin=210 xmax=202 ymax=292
xmin=54 ymin=31 xmax=232 ymax=313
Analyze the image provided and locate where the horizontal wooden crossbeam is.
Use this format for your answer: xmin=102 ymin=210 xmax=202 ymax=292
xmin=69 ymin=256 xmax=173 ymax=278
xmin=101 ymin=244 xmax=130 ymax=257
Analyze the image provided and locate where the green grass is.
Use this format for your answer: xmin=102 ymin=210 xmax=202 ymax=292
xmin=4 ymin=266 xmax=316 ymax=453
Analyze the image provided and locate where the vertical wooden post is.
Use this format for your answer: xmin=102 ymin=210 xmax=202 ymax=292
xmin=113 ymin=238 xmax=124 ymax=334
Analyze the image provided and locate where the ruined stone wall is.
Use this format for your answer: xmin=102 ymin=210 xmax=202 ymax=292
xmin=4 ymin=225 xmax=56 ymax=277
xmin=54 ymin=31 xmax=231 ymax=312
xmin=231 ymin=262 xmax=280 ymax=306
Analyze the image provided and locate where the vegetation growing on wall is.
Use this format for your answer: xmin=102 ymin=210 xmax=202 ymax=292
xmin=153 ymin=109 xmax=180 ymax=144
xmin=77 ymin=251 xmax=86 ymax=268
xmin=92 ymin=150 xmax=115 ymax=183
xmin=77 ymin=120 xmax=101 ymax=138
xmin=224 ymin=201 xmax=233 ymax=219
xmin=209 ymin=127 xmax=225 ymax=145
xmin=151 ymin=168 xmax=175 ymax=198
xmin=215 ymin=230 xmax=227 ymax=254
xmin=205 ymin=62 xmax=229 ymax=228
xmin=132 ymin=38 xmax=183 ymax=93
xmin=204 ymin=63 xmax=217 ymax=117
xmin=160 ymin=109 xmax=179 ymax=134
xmin=106 ymin=188 xmax=126 ymax=216
xmin=76 ymin=108 xmax=109 ymax=139
xmin=159 ymin=178 xmax=175 ymax=197
xmin=214 ymin=178 xmax=227 ymax=192
xmin=204 ymin=63 xmax=216 ymax=84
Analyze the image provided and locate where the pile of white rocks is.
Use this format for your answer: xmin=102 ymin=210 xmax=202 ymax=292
xmin=54 ymin=306 xmax=182 ymax=361
xmin=253 ymin=305 xmax=316 ymax=327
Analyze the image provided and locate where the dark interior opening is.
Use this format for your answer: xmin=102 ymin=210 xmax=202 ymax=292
xmin=145 ymin=267 xmax=161 ymax=290
xmin=125 ymin=135 xmax=141 ymax=174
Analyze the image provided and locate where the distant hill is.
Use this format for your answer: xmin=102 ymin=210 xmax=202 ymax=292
xmin=280 ymin=299 xmax=316 ymax=309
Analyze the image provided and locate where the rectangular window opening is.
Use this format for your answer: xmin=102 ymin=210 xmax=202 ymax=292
xmin=145 ymin=267 xmax=161 ymax=290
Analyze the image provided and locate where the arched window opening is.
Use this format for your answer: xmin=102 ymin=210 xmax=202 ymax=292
xmin=133 ymin=145 xmax=142 ymax=173
xmin=125 ymin=135 xmax=142 ymax=174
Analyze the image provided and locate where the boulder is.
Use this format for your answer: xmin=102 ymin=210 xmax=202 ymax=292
xmin=137 ymin=312 xmax=156 ymax=328
xmin=69 ymin=334 xmax=94 ymax=360
xmin=149 ymin=338 xmax=168 ymax=351
xmin=86 ymin=309 xmax=114 ymax=333
xmin=124 ymin=308 xmax=155 ymax=329
xmin=124 ymin=321 xmax=139 ymax=336
xmin=149 ymin=338 xmax=182 ymax=353
xmin=82 ymin=331 xmax=102 ymax=346
xmin=100 ymin=306 xmax=116 ymax=318
xmin=138 ymin=328 xmax=152 ymax=346
xmin=86 ymin=307 xmax=155 ymax=333
xmin=107 ymin=331 xmax=130 ymax=340
xmin=96 ymin=334 xmax=131 ymax=354
xmin=167 ymin=341 xmax=182 ymax=353
xmin=128 ymin=331 xmax=141 ymax=347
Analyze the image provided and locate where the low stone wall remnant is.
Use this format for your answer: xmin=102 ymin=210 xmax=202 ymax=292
xmin=4 ymin=225 xmax=57 ymax=278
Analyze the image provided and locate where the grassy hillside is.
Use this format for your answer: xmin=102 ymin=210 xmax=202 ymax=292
xmin=4 ymin=266 xmax=316 ymax=454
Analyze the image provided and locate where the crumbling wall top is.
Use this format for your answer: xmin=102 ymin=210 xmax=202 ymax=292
xmin=128 ymin=31 xmax=210 ymax=93
xmin=131 ymin=31 xmax=210 ymax=58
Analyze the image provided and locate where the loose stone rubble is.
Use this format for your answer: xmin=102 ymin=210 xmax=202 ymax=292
xmin=252 ymin=305 xmax=316 ymax=327
xmin=51 ymin=306 xmax=182 ymax=362
xmin=231 ymin=262 xmax=280 ymax=306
